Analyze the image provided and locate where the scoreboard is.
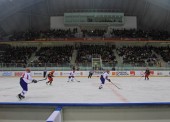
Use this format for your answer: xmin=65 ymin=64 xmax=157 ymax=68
xmin=64 ymin=12 xmax=124 ymax=26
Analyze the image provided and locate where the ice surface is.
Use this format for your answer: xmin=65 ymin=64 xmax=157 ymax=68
xmin=0 ymin=76 xmax=170 ymax=103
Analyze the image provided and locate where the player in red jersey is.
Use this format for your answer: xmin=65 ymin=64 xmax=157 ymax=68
xmin=46 ymin=70 xmax=55 ymax=85
xmin=145 ymin=68 xmax=150 ymax=80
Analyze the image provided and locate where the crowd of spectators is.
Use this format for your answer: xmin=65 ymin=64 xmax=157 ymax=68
xmin=81 ymin=29 xmax=106 ymax=37
xmin=110 ymin=29 xmax=170 ymax=40
xmin=32 ymin=45 xmax=73 ymax=67
xmin=0 ymin=34 xmax=2 ymax=40
xmin=0 ymin=46 xmax=37 ymax=67
xmin=153 ymin=46 xmax=170 ymax=63
xmin=116 ymin=46 xmax=158 ymax=67
xmin=0 ymin=44 xmax=11 ymax=64
xmin=0 ymin=43 xmax=170 ymax=68
xmin=76 ymin=45 xmax=117 ymax=67
xmin=9 ymin=28 xmax=78 ymax=41
xmin=0 ymin=28 xmax=170 ymax=41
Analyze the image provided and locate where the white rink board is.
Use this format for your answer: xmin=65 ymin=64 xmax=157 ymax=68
xmin=1 ymin=71 xmax=170 ymax=77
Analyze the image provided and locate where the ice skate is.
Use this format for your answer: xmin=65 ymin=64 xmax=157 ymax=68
xmin=99 ymin=86 xmax=103 ymax=89
xmin=17 ymin=94 xmax=25 ymax=100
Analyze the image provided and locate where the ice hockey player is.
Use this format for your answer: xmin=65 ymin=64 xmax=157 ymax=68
xmin=46 ymin=70 xmax=55 ymax=85
xmin=67 ymin=68 xmax=76 ymax=82
xmin=43 ymin=68 xmax=47 ymax=78
xmin=99 ymin=70 xmax=111 ymax=89
xmin=88 ymin=70 xmax=94 ymax=78
xmin=18 ymin=68 xmax=38 ymax=100
xmin=145 ymin=68 xmax=150 ymax=80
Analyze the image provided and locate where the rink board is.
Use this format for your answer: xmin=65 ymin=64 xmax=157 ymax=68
xmin=1 ymin=102 xmax=170 ymax=122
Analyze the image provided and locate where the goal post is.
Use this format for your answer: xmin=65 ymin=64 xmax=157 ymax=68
xmin=92 ymin=57 xmax=102 ymax=70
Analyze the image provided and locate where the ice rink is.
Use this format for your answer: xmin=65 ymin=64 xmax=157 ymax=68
xmin=0 ymin=76 xmax=170 ymax=103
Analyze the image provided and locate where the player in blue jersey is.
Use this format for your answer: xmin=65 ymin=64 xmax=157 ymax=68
xmin=99 ymin=70 xmax=111 ymax=89
xmin=17 ymin=68 xmax=38 ymax=100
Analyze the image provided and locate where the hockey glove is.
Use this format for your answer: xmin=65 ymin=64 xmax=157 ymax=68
xmin=32 ymin=79 xmax=38 ymax=83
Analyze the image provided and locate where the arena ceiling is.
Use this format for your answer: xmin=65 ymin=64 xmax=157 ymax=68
xmin=0 ymin=0 xmax=170 ymax=33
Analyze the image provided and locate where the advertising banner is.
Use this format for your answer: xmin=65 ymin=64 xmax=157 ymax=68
xmin=33 ymin=71 xmax=43 ymax=77
xmin=111 ymin=71 xmax=116 ymax=77
xmin=150 ymin=70 xmax=154 ymax=76
xmin=93 ymin=71 xmax=104 ymax=76
xmin=156 ymin=71 xmax=170 ymax=77
xmin=116 ymin=71 xmax=130 ymax=76
xmin=0 ymin=71 xmax=170 ymax=77
xmin=60 ymin=71 xmax=83 ymax=76
xmin=14 ymin=71 xmax=25 ymax=77
xmin=135 ymin=71 xmax=145 ymax=76
xmin=130 ymin=70 xmax=135 ymax=76
xmin=2 ymin=71 xmax=13 ymax=77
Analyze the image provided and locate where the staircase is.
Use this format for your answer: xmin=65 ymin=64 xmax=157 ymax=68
xmin=27 ymin=46 xmax=41 ymax=63
xmin=70 ymin=49 xmax=77 ymax=66
xmin=152 ymin=50 xmax=166 ymax=67
xmin=113 ymin=49 xmax=123 ymax=66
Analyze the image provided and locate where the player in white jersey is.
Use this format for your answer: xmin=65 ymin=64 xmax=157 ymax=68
xmin=17 ymin=68 xmax=37 ymax=100
xmin=67 ymin=68 xmax=75 ymax=82
xmin=99 ymin=70 xmax=111 ymax=89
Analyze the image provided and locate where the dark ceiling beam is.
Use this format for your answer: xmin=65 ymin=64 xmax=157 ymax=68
xmin=17 ymin=11 xmax=50 ymax=17
xmin=0 ymin=0 xmax=44 ymax=22
xmin=147 ymin=0 xmax=170 ymax=10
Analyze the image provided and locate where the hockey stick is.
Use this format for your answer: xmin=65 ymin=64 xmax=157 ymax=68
xmin=74 ymin=78 xmax=80 ymax=82
xmin=138 ymin=71 xmax=145 ymax=81
xmin=138 ymin=75 xmax=144 ymax=81
xmin=110 ymin=81 xmax=121 ymax=89
xmin=37 ymin=77 xmax=47 ymax=82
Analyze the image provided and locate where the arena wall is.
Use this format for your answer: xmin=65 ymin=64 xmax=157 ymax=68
xmin=1 ymin=71 xmax=170 ymax=77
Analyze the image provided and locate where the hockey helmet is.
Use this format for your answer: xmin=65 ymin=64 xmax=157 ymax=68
xmin=51 ymin=70 xmax=55 ymax=73
xmin=106 ymin=70 xmax=110 ymax=74
xmin=26 ymin=68 xmax=31 ymax=73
